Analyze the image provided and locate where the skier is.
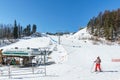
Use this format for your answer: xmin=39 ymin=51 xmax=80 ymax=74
xmin=94 ymin=56 xmax=102 ymax=72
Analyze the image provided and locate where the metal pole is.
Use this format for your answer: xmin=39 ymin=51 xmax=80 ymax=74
xmin=58 ymin=34 xmax=60 ymax=45
xmin=90 ymin=62 xmax=95 ymax=73
xmin=30 ymin=56 xmax=34 ymax=74
xmin=44 ymin=49 xmax=46 ymax=76
xmin=8 ymin=63 xmax=11 ymax=79
xmin=44 ymin=47 xmax=49 ymax=76
xmin=32 ymin=62 xmax=34 ymax=74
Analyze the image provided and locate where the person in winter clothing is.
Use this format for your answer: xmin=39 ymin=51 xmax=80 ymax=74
xmin=94 ymin=56 xmax=101 ymax=72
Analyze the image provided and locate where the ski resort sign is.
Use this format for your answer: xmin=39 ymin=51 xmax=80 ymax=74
xmin=3 ymin=50 xmax=28 ymax=56
xmin=2 ymin=47 xmax=51 ymax=57
xmin=2 ymin=48 xmax=31 ymax=56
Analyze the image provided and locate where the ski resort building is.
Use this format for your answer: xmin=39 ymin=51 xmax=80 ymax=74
xmin=1 ymin=47 xmax=52 ymax=66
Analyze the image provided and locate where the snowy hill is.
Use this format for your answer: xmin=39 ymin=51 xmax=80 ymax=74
xmin=70 ymin=27 xmax=91 ymax=40
xmin=0 ymin=28 xmax=120 ymax=80
xmin=1 ymin=37 xmax=51 ymax=51
xmin=70 ymin=27 xmax=118 ymax=45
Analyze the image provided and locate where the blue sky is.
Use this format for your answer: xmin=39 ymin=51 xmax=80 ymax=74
xmin=0 ymin=0 xmax=120 ymax=33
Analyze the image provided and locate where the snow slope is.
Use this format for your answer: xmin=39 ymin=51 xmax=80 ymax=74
xmin=1 ymin=37 xmax=51 ymax=50
xmin=70 ymin=27 xmax=91 ymax=39
xmin=0 ymin=27 xmax=120 ymax=80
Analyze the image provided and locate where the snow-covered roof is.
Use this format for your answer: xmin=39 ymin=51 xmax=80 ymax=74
xmin=0 ymin=37 xmax=52 ymax=56
xmin=0 ymin=37 xmax=50 ymax=51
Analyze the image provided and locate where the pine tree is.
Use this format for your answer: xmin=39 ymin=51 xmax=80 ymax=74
xmin=13 ymin=20 xmax=18 ymax=39
xmin=87 ymin=9 xmax=120 ymax=40
xmin=26 ymin=24 xmax=31 ymax=36
xmin=32 ymin=24 xmax=37 ymax=33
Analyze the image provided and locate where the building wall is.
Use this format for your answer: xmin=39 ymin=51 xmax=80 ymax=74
xmin=0 ymin=49 xmax=3 ymax=64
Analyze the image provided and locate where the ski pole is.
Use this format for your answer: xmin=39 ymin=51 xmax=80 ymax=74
xmin=90 ymin=62 xmax=95 ymax=73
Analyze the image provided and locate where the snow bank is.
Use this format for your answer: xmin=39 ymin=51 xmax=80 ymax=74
xmin=0 ymin=37 xmax=50 ymax=51
xmin=70 ymin=27 xmax=91 ymax=40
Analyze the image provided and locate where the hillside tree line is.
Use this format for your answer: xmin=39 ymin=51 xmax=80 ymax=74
xmin=87 ymin=8 xmax=120 ymax=41
xmin=0 ymin=20 xmax=37 ymax=39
